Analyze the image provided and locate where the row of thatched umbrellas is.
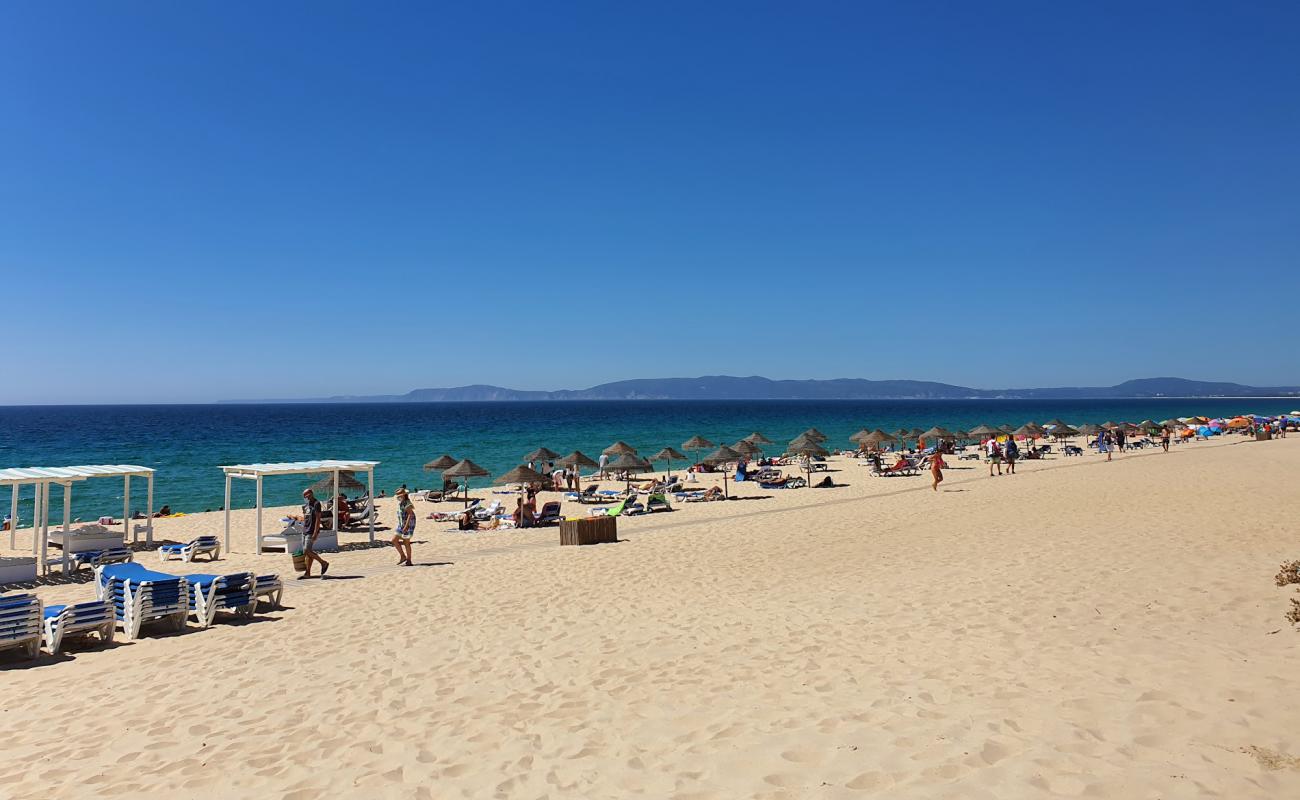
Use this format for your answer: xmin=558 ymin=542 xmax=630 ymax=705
xmin=323 ymin=420 xmax=1175 ymax=505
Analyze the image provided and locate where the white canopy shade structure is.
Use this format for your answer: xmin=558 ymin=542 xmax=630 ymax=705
xmin=0 ymin=464 xmax=155 ymax=574
xmin=220 ymin=459 xmax=379 ymax=554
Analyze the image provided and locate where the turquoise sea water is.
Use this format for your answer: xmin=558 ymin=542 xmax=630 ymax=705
xmin=1 ymin=399 xmax=1295 ymax=526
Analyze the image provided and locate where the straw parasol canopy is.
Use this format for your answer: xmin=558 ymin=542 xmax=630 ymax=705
xmin=559 ymin=450 xmax=599 ymax=469
xmin=892 ymin=428 xmax=912 ymax=444
xmin=1101 ymin=421 xmax=1121 ymax=430
xmin=523 ymin=447 xmax=561 ymax=463
xmin=682 ymin=435 xmax=715 ymax=464
xmin=308 ymin=471 xmax=366 ymax=496
xmin=650 ymin=447 xmax=687 ymax=475
xmin=1045 ymin=418 xmax=1072 ymax=428
xmin=703 ymin=444 xmax=743 ymax=464
xmin=849 ymin=429 xmax=872 ymax=443
xmin=801 ymin=428 xmax=828 ymax=442
xmin=494 ymin=465 xmax=544 ymax=486
xmin=423 ymin=454 xmax=458 ymax=471
xmin=787 ymin=433 xmax=821 ymax=451
xmin=919 ymin=426 xmax=954 ymax=442
xmin=743 ymin=432 xmax=773 ymax=445
xmin=1050 ymin=422 xmax=1079 ymax=436
xmin=787 ymin=438 xmax=829 ymax=457
xmin=1013 ymin=423 xmax=1045 ymax=438
xmin=731 ymin=439 xmax=763 ymax=457
xmin=950 ymin=429 xmax=970 ymax=441
xmin=443 ymin=459 xmax=490 ymax=505
xmin=1078 ymin=423 xmax=1102 ymax=435
xmin=862 ymin=429 xmax=898 ymax=446
xmin=998 ymin=424 xmax=1015 ymax=434
xmin=605 ymin=453 xmax=651 ymax=472
xmin=602 ymin=441 xmax=639 ymax=456
xmin=1159 ymin=418 xmax=1181 ymax=428
xmin=968 ymin=424 xmax=1000 ymax=438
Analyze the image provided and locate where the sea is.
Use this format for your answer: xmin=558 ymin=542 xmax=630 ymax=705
xmin=2 ymin=398 xmax=1296 ymax=526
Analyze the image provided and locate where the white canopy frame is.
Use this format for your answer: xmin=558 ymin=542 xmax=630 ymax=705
xmin=219 ymin=460 xmax=378 ymax=555
xmin=1 ymin=465 xmax=155 ymax=574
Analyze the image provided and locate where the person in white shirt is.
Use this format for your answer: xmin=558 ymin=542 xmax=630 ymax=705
xmin=986 ymin=437 xmax=1002 ymax=477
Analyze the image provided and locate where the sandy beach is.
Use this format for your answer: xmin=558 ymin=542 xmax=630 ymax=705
xmin=3 ymin=433 xmax=1299 ymax=798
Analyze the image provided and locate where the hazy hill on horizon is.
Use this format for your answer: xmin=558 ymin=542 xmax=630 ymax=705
xmin=224 ymin=376 xmax=1300 ymax=403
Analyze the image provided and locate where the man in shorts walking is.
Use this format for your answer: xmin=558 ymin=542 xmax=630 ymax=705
xmin=297 ymin=488 xmax=330 ymax=579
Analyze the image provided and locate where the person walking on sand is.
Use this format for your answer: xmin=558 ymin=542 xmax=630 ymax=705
xmin=296 ymin=489 xmax=329 ymax=579
xmin=391 ymin=487 xmax=416 ymax=566
xmin=1161 ymin=426 xmax=1171 ymax=452
xmin=986 ymin=437 xmax=1002 ymax=477
xmin=1099 ymin=430 xmax=1112 ymax=462
xmin=1003 ymin=436 xmax=1019 ymax=474
xmin=930 ymin=450 xmax=946 ymax=491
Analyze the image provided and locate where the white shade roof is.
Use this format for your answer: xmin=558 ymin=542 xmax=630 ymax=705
xmin=221 ymin=459 xmax=380 ymax=479
xmin=0 ymin=464 xmax=155 ymax=485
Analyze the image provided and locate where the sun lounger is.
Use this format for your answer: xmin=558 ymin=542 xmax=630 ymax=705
xmin=645 ymin=493 xmax=672 ymax=513
xmin=158 ymin=535 xmax=221 ymax=563
xmin=589 ymin=497 xmax=638 ymax=517
xmin=0 ymin=593 xmax=42 ymax=659
xmin=474 ymin=500 xmax=505 ymax=520
xmin=253 ymin=575 xmax=284 ymax=609
xmin=535 ymin=501 xmax=563 ymax=526
xmin=184 ymin=572 xmax=256 ymax=628
xmin=42 ymin=598 xmax=115 ymax=654
xmin=52 ymin=546 xmax=135 ymax=573
xmin=94 ymin=563 xmax=189 ymax=640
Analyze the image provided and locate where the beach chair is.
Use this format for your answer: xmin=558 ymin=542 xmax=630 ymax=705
xmin=94 ymin=563 xmax=189 ymax=640
xmin=589 ymin=498 xmax=634 ymax=517
xmin=343 ymin=500 xmax=379 ymax=529
xmin=184 ymin=571 xmax=256 ymax=628
xmin=474 ymin=500 xmax=505 ymax=521
xmin=535 ymin=502 xmax=563 ymax=526
xmin=42 ymin=598 xmax=115 ymax=654
xmin=0 ymin=593 xmax=42 ymax=660
xmin=57 ymin=546 xmax=135 ymax=573
xmin=645 ymin=493 xmax=672 ymax=513
xmin=158 ymin=535 xmax=221 ymax=563
xmin=253 ymin=575 xmax=284 ymax=610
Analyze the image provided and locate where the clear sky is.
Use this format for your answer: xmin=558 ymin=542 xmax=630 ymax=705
xmin=3 ymin=2 xmax=1297 ymax=403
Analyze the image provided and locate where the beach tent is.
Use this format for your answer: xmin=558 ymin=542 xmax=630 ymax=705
xmin=220 ymin=459 xmax=378 ymax=554
xmin=0 ymin=465 xmax=155 ymax=575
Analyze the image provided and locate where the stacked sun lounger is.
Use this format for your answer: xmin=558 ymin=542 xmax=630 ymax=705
xmin=185 ymin=571 xmax=256 ymax=628
xmin=42 ymin=598 xmax=115 ymax=654
xmin=95 ymin=563 xmax=189 ymax=640
xmin=63 ymin=546 xmax=135 ymax=572
xmin=0 ymin=593 xmax=43 ymax=660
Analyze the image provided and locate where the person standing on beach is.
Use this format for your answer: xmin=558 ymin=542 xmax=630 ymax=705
xmin=598 ymin=452 xmax=609 ymax=479
xmin=1161 ymin=427 xmax=1171 ymax=452
xmin=391 ymin=487 xmax=416 ymax=566
xmin=297 ymin=489 xmax=329 ymax=579
xmin=1003 ymin=437 xmax=1019 ymax=474
xmin=1099 ymin=431 xmax=1112 ymax=462
xmin=930 ymin=450 xmax=945 ymax=491
xmin=986 ymin=437 xmax=1002 ymax=477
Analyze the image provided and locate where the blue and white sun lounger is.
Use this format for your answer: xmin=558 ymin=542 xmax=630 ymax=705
xmin=253 ymin=575 xmax=283 ymax=609
xmin=62 ymin=546 xmax=134 ymax=573
xmin=158 ymin=535 xmax=221 ymax=563
xmin=95 ymin=563 xmax=189 ymax=640
xmin=184 ymin=572 xmax=255 ymax=628
xmin=0 ymin=593 xmax=42 ymax=659
xmin=43 ymin=598 xmax=115 ymax=654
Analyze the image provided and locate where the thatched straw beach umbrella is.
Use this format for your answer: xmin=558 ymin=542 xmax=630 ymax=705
xmin=494 ymin=465 xmax=544 ymax=487
xmin=523 ymin=447 xmax=561 ymax=464
xmin=968 ymin=424 xmax=1000 ymax=439
xmin=801 ymin=428 xmax=828 ymax=442
xmin=443 ymin=459 xmax=490 ymax=505
xmin=731 ymin=439 xmax=763 ymax=458
xmin=744 ymin=432 xmax=773 ymax=445
xmin=919 ymin=426 xmax=953 ymax=446
xmin=787 ymin=437 xmax=829 ymax=488
xmin=703 ymin=444 xmax=743 ymax=498
xmin=423 ymin=454 xmax=458 ymax=472
xmin=309 ymin=471 xmax=366 ymax=497
xmin=650 ymin=447 xmax=687 ymax=478
xmin=682 ymin=435 xmax=715 ymax=465
xmin=602 ymin=441 xmax=638 ymax=456
xmin=560 ymin=450 xmax=599 ymax=469
xmin=849 ymin=429 xmax=872 ymax=444
xmin=860 ymin=429 xmax=897 ymax=451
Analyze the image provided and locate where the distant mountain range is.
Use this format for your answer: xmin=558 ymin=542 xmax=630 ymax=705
xmin=224 ymin=376 xmax=1300 ymax=403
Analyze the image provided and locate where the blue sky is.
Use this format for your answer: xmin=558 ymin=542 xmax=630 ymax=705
xmin=3 ymin=2 xmax=1297 ymax=403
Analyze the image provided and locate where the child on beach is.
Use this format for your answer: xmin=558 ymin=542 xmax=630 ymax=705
xmin=931 ymin=451 xmax=945 ymax=491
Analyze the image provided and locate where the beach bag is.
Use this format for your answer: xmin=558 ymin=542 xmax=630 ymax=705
xmin=291 ymin=549 xmax=307 ymax=572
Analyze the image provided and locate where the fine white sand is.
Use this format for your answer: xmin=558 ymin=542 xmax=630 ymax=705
xmin=2 ymin=433 xmax=1299 ymax=798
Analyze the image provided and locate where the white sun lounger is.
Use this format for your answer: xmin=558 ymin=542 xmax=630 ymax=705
xmin=158 ymin=535 xmax=221 ymax=563
xmin=95 ymin=563 xmax=189 ymax=640
xmin=0 ymin=593 xmax=42 ymax=659
xmin=42 ymin=598 xmax=115 ymax=654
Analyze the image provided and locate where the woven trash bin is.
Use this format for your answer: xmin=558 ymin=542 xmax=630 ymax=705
xmin=559 ymin=516 xmax=617 ymax=546
xmin=291 ymin=549 xmax=308 ymax=572
xmin=1256 ymin=430 xmax=1272 ymax=441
